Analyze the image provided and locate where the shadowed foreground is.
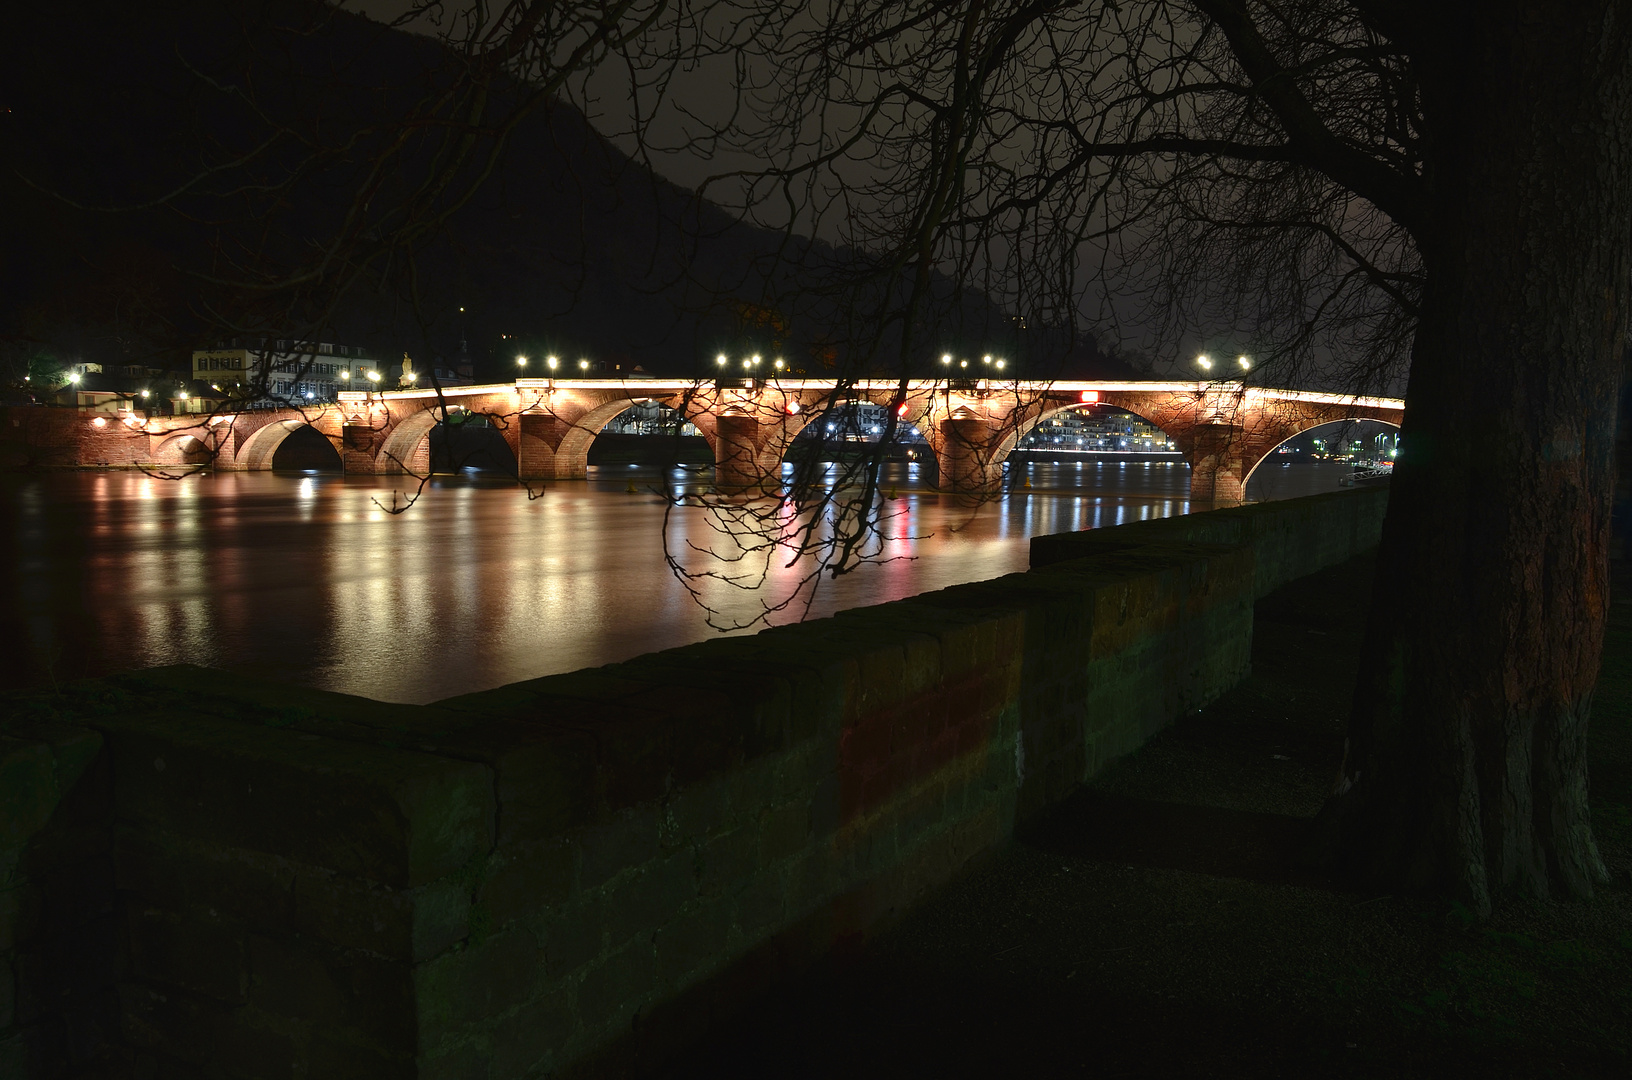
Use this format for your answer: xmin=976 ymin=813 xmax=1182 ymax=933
xmin=664 ymin=555 xmax=1632 ymax=1079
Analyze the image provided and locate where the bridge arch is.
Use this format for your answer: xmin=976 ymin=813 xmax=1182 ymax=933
xmin=376 ymin=408 xmax=444 ymax=474
xmin=992 ymin=399 xmax=1182 ymax=463
xmin=235 ymin=419 xmax=306 ymax=470
xmin=152 ymin=433 xmax=212 ymax=466
xmin=551 ymin=393 xmax=708 ymax=472
xmin=1240 ymin=417 xmax=1401 ymax=491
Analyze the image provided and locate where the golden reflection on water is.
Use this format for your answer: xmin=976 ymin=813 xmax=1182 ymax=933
xmin=0 ymin=461 xmax=1351 ymax=703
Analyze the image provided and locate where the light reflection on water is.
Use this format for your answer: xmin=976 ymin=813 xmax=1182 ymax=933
xmin=0 ymin=459 xmax=1355 ymax=703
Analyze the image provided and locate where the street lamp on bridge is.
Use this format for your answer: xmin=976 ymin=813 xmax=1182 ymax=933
xmin=713 ymin=353 xmax=771 ymax=387
xmin=1197 ymin=353 xmax=1252 ymax=377
xmin=940 ymin=351 xmax=1007 ymax=395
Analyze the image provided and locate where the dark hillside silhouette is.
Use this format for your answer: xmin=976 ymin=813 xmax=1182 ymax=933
xmin=0 ymin=0 xmax=1128 ymax=382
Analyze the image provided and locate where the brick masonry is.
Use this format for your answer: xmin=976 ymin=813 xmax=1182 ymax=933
xmin=0 ymin=488 xmax=1388 ymax=1076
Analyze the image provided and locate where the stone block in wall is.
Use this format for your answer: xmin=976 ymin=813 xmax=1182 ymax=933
xmin=1029 ymin=485 xmax=1388 ymax=597
xmin=415 ymin=927 xmax=547 ymax=1040
xmin=242 ymin=931 xmax=416 ymax=1052
xmin=294 ymin=866 xmax=471 ymax=963
xmin=94 ymin=710 xmax=494 ymax=888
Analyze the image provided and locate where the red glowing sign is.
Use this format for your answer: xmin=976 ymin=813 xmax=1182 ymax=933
xmin=1079 ymin=390 xmax=1099 ymax=404
xmin=896 ymin=402 xmax=910 ymax=416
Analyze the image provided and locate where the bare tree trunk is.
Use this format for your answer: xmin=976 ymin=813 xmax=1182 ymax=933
xmin=1331 ymin=6 xmax=1632 ymax=914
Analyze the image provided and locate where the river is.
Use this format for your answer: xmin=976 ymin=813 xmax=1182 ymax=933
xmin=2 ymin=459 xmax=1356 ymax=703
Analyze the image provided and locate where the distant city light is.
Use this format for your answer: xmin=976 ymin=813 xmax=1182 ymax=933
xmin=547 ymin=356 xmax=558 ymax=370
xmin=774 ymin=358 xmax=784 ymax=370
xmin=716 ymin=354 xmax=728 ymax=367
xmin=1196 ymin=355 xmax=1212 ymax=371
xmin=516 ymin=355 xmax=527 ymax=368
xmin=1237 ymin=355 xmax=1251 ymax=370
xmin=579 ymin=359 xmax=589 ymax=371
xmin=941 ymin=354 xmax=952 ymax=365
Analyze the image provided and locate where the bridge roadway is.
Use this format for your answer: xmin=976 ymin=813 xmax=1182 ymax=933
xmin=117 ymin=378 xmax=1402 ymax=503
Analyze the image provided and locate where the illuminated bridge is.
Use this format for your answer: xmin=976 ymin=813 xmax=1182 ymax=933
xmin=79 ymin=378 xmax=1403 ymax=503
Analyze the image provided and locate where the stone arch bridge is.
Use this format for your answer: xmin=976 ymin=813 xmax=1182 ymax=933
xmin=124 ymin=378 xmax=1403 ymax=503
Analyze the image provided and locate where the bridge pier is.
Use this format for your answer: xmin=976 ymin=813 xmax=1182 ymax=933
xmin=515 ymin=412 xmax=584 ymax=480
xmin=341 ymin=422 xmax=385 ymax=474
xmin=715 ymin=411 xmax=762 ymax=489
xmin=1187 ymin=424 xmax=1247 ymax=504
xmin=938 ymin=416 xmax=1001 ymax=493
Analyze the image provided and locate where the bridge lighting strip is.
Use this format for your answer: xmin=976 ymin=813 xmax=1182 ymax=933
xmin=324 ymin=380 xmax=1408 ymax=411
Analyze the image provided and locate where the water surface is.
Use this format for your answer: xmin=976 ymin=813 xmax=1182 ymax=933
xmin=2 ymin=459 xmax=1352 ymax=702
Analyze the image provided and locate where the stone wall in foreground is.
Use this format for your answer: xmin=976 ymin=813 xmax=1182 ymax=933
xmin=1031 ymin=485 xmax=1390 ymax=598
xmin=0 ymin=487 xmax=1389 ymax=1077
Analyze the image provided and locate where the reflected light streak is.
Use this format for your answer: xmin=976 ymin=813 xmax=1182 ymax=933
xmin=3 ymin=462 xmax=1352 ymax=701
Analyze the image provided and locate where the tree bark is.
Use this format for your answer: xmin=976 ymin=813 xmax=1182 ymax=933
xmin=1331 ymin=4 xmax=1632 ymax=914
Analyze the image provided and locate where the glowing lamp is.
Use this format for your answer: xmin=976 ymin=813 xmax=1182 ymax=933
xmin=786 ymin=401 xmax=801 ymax=415
xmin=1080 ymin=390 xmax=1099 ymax=404
xmin=896 ymin=402 xmax=909 ymax=417
xmin=91 ymin=416 xmax=107 ymax=428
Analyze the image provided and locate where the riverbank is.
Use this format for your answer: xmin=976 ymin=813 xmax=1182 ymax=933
xmin=668 ymin=552 xmax=1632 ymax=1078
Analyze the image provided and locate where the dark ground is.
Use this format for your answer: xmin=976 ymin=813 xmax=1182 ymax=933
xmin=663 ymin=554 xmax=1632 ymax=1079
